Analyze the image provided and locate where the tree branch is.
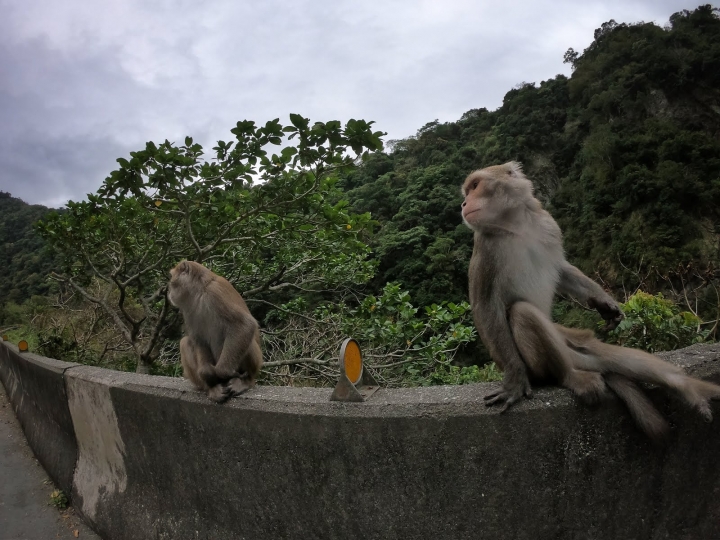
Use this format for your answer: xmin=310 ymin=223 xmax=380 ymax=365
xmin=262 ymin=357 xmax=330 ymax=368
xmin=52 ymin=273 xmax=134 ymax=348
xmin=244 ymin=299 xmax=322 ymax=323
xmin=242 ymin=265 xmax=287 ymax=297
xmin=141 ymin=289 xmax=172 ymax=361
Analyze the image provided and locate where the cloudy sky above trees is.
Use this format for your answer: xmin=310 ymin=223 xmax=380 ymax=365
xmin=0 ymin=0 xmax=706 ymax=207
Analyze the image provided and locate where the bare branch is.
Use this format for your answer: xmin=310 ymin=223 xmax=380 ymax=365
xmin=141 ymin=289 xmax=172 ymax=361
xmin=183 ymin=204 xmax=203 ymax=260
xmin=119 ymin=247 xmax=171 ymax=288
xmin=53 ymin=273 xmax=134 ymax=347
xmin=242 ymin=265 xmax=287 ymax=297
xmin=262 ymin=357 xmax=330 ymax=368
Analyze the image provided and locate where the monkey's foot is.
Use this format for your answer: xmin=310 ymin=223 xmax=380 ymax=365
xmin=566 ymin=370 xmax=606 ymax=405
xmin=227 ymin=377 xmax=254 ymax=397
xmin=677 ymin=377 xmax=720 ymax=423
xmin=685 ymin=392 xmax=713 ymax=423
xmin=207 ymin=384 xmax=231 ymax=404
xmin=484 ymin=383 xmax=532 ymax=413
xmin=697 ymin=402 xmax=713 ymax=423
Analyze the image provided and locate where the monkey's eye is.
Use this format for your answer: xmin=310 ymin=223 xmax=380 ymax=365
xmin=471 ymin=181 xmax=478 ymax=190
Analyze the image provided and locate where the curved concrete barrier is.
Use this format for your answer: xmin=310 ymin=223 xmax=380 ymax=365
xmin=1 ymin=340 xmax=720 ymax=540
xmin=0 ymin=343 xmax=79 ymax=495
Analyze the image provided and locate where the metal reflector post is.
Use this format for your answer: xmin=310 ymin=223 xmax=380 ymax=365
xmin=330 ymin=338 xmax=379 ymax=402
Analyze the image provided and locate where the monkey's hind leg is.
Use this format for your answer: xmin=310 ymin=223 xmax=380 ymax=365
xmin=180 ymin=337 xmax=231 ymax=403
xmin=604 ymin=373 xmax=669 ymax=441
xmin=509 ymin=302 xmax=606 ymax=404
xmin=569 ymin=337 xmax=720 ymax=422
xmin=669 ymin=375 xmax=720 ymax=423
xmin=225 ymin=336 xmax=262 ymax=398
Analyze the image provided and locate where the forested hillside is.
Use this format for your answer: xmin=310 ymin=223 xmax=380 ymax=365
xmin=0 ymin=192 xmax=57 ymax=304
xmin=341 ymin=5 xmax=720 ymax=310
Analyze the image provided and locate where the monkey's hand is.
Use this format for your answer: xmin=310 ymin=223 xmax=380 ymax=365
xmin=484 ymin=374 xmax=533 ymax=413
xmin=587 ymin=296 xmax=624 ymax=331
xmin=207 ymin=384 xmax=231 ymax=404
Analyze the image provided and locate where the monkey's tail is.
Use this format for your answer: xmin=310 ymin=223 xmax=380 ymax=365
xmin=604 ymin=373 xmax=669 ymax=442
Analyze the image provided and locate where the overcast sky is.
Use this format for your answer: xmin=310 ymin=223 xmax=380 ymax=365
xmin=0 ymin=0 xmax=707 ymax=207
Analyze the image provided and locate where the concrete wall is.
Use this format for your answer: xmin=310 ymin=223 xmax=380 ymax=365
xmin=2 ymin=339 xmax=720 ymax=540
xmin=0 ymin=342 xmax=79 ymax=494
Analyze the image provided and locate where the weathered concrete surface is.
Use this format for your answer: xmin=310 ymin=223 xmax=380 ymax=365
xmin=1 ymin=340 xmax=720 ymax=540
xmin=0 ymin=382 xmax=101 ymax=539
xmin=0 ymin=342 xmax=79 ymax=495
xmin=66 ymin=369 xmax=128 ymax=523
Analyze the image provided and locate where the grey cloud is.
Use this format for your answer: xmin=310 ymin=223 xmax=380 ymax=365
xmin=0 ymin=0 xmax=707 ymax=207
xmin=0 ymin=134 xmax=129 ymax=207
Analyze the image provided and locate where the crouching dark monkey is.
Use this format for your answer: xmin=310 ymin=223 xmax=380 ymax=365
xmin=168 ymin=260 xmax=262 ymax=403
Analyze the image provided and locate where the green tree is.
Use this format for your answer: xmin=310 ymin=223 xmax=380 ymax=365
xmin=38 ymin=115 xmax=384 ymax=372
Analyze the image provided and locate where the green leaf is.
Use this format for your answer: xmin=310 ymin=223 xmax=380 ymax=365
xmin=289 ymin=113 xmax=309 ymax=130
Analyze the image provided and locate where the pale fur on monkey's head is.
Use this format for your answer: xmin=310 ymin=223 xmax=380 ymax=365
xmin=503 ymin=161 xmax=523 ymax=175
xmin=461 ymin=161 xmax=534 ymax=200
xmin=168 ymin=260 xmax=212 ymax=307
xmin=170 ymin=260 xmax=208 ymax=278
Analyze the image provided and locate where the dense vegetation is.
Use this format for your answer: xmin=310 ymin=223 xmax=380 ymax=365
xmin=1 ymin=5 xmax=718 ymax=385
xmin=341 ymin=5 xmax=720 ymax=315
xmin=0 ymin=192 xmax=58 ymax=304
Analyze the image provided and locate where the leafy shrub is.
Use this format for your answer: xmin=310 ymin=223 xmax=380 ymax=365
xmin=37 ymin=329 xmax=86 ymax=363
xmin=407 ymin=362 xmax=502 ymax=387
xmin=262 ymin=282 xmax=482 ymax=387
xmin=606 ymin=291 xmax=709 ymax=352
xmin=349 ymin=283 xmax=481 ymax=385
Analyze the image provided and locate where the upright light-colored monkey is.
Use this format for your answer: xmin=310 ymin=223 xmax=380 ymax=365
xmin=461 ymin=162 xmax=720 ymax=439
xmin=168 ymin=261 xmax=262 ymax=403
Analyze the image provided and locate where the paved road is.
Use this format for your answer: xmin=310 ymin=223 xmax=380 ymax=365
xmin=0 ymin=384 xmax=101 ymax=540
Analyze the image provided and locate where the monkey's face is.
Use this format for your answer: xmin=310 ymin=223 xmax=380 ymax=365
xmin=461 ymin=172 xmax=501 ymax=230
xmin=461 ymin=162 xmax=533 ymax=231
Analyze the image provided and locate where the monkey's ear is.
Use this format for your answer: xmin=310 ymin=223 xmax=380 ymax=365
xmin=506 ymin=161 xmax=523 ymax=176
xmin=177 ymin=261 xmax=190 ymax=274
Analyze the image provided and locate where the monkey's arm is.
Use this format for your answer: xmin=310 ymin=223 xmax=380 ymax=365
xmin=479 ymin=303 xmax=533 ymax=412
xmin=558 ymin=263 xmax=623 ymax=330
xmin=213 ymin=319 xmax=259 ymax=379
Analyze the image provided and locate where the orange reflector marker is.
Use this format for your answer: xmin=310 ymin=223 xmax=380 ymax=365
xmin=343 ymin=339 xmax=363 ymax=385
xmin=18 ymin=340 xmax=29 ymax=352
xmin=330 ymin=338 xmax=379 ymax=402
xmin=1 ymin=335 xmax=7 ymax=341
